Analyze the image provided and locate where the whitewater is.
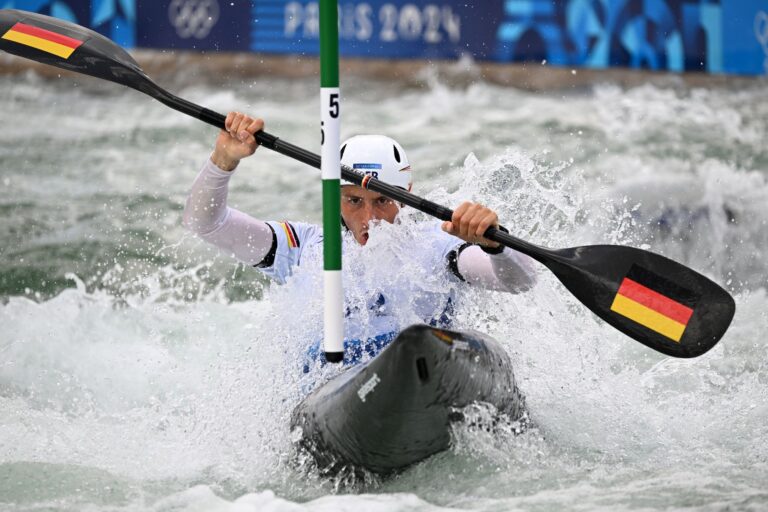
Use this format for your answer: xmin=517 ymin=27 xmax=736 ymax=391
xmin=1 ymin=67 xmax=767 ymax=511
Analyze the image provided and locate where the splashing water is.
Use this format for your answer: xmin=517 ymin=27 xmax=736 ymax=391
xmin=0 ymin=70 xmax=767 ymax=511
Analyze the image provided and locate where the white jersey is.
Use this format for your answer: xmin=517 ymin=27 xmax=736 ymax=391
xmin=184 ymin=158 xmax=538 ymax=368
xmin=262 ymin=219 xmax=459 ymax=311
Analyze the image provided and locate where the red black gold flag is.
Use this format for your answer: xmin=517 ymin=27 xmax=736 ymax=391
xmin=279 ymin=222 xmax=300 ymax=249
xmin=2 ymin=22 xmax=84 ymax=59
xmin=610 ymin=265 xmax=696 ymax=342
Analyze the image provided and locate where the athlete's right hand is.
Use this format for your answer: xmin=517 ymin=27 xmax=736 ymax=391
xmin=211 ymin=112 xmax=265 ymax=172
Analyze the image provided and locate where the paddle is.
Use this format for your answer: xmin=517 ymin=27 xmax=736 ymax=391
xmin=0 ymin=9 xmax=735 ymax=358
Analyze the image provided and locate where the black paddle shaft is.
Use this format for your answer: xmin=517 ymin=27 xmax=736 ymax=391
xmin=0 ymin=9 xmax=735 ymax=357
xmin=0 ymin=8 xmax=543 ymax=253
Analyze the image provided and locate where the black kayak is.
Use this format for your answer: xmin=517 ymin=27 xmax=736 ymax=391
xmin=290 ymin=324 xmax=526 ymax=476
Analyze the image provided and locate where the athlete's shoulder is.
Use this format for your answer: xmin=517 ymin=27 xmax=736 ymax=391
xmin=258 ymin=221 xmax=322 ymax=284
xmin=266 ymin=221 xmax=322 ymax=250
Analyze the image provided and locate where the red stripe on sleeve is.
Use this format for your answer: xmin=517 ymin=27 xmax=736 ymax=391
xmin=281 ymin=222 xmax=297 ymax=248
xmin=287 ymin=223 xmax=300 ymax=248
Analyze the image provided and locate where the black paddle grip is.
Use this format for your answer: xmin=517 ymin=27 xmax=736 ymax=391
xmin=256 ymin=131 xmax=279 ymax=150
xmin=192 ymin=107 xmax=281 ymax=155
xmin=197 ymin=107 xmax=226 ymax=130
xmin=270 ymin=136 xmax=322 ymax=168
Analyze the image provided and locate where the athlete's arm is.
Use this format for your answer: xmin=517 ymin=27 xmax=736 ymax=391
xmin=443 ymin=201 xmax=537 ymax=292
xmin=454 ymin=245 xmax=536 ymax=293
xmin=183 ymin=113 xmax=275 ymax=266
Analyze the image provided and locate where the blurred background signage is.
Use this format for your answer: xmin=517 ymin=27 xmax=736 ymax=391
xmin=2 ymin=0 xmax=765 ymax=75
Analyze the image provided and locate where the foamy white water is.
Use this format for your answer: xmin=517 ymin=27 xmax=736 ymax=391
xmin=0 ymin=66 xmax=766 ymax=511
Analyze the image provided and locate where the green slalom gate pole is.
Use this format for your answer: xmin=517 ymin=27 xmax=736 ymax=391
xmin=0 ymin=8 xmax=737 ymax=359
xmin=320 ymin=0 xmax=344 ymax=363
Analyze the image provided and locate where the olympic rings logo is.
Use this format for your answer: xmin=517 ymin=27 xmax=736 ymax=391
xmin=756 ymin=11 xmax=768 ymax=73
xmin=168 ymin=0 xmax=220 ymax=40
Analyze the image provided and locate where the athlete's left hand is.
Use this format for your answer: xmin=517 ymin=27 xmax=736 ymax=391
xmin=441 ymin=201 xmax=502 ymax=249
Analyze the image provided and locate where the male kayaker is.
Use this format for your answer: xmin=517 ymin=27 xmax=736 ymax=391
xmin=184 ymin=112 xmax=537 ymax=368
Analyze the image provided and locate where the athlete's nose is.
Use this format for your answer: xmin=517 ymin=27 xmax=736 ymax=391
xmin=362 ymin=200 xmax=376 ymax=221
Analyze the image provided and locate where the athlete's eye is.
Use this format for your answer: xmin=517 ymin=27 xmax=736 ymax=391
xmin=346 ymin=196 xmax=362 ymax=205
xmin=376 ymin=197 xmax=393 ymax=206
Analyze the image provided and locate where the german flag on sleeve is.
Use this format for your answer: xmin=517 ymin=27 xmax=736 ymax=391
xmin=610 ymin=265 xmax=696 ymax=342
xmin=2 ymin=21 xmax=85 ymax=59
xmin=279 ymin=222 xmax=300 ymax=249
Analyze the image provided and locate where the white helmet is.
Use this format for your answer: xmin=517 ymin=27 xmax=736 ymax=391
xmin=340 ymin=135 xmax=412 ymax=191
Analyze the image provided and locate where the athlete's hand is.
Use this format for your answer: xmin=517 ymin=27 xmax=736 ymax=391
xmin=211 ymin=112 xmax=265 ymax=171
xmin=441 ymin=201 xmax=502 ymax=249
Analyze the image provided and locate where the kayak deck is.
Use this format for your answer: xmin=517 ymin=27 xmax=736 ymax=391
xmin=290 ymin=324 xmax=526 ymax=476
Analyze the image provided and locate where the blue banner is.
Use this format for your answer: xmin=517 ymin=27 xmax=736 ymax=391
xmin=2 ymin=0 xmax=765 ymax=76
xmin=137 ymin=0 xmax=250 ymax=51
xmin=252 ymin=1 xmax=478 ymax=58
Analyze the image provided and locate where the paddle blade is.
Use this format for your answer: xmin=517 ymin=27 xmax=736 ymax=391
xmin=0 ymin=9 xmax=147 ymax=88
xmin=544 ymin=245 xmax=735 ymax=358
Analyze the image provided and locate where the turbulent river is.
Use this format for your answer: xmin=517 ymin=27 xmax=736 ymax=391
xmin=1 ymin=65 xmax=767 ymax=511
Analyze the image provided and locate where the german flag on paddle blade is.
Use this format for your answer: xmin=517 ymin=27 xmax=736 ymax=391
xmin=2 ymin=21 xmax=85 ymax=59
xmin=610 ymin=265 xmax=696 ymax=343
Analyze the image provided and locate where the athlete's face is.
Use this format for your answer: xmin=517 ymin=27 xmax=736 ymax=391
xmin=340 ymin=186 xmax=400 ymax=245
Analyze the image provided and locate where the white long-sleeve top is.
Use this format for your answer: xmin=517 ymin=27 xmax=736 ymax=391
xmin=184 ymin=158 xmax=537 ymax=366
xmin=184 ymin=158 xmax=537 ymax=293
